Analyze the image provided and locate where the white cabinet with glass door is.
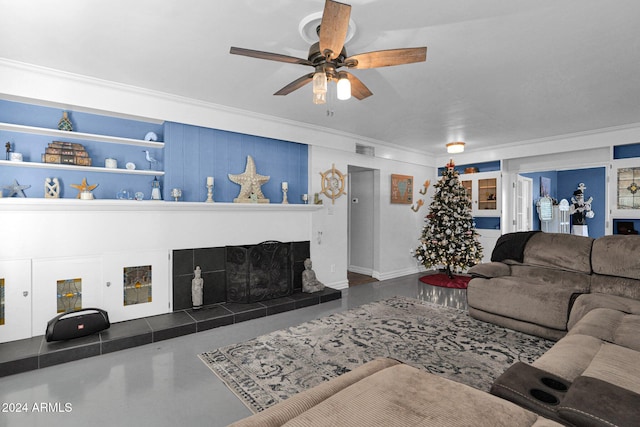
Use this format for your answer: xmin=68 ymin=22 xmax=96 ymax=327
xmin=460 ymin=171 xmax=501 ymax=217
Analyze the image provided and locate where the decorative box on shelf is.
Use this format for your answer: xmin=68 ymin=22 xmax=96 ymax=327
xmin=42 ymin=141 xmax=92 ymax=166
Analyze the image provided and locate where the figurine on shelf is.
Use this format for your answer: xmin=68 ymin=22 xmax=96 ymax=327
xmin=58 ymin=112 xmax=73 ymax=131
xmin=3 ymin=179 xmax=30 ymax=197
xmin=44 ymin=177 xmax=60 ymax=199
xmin=192 ymin=266 xmax=204 ymax=309
xmin=301 ymin=258 xmax=325 ymax=294
xmin=151 ymin=176 xmax=162 ymax=200
xmin=5 ymin=142 xmax=11 ymax=160
xmin=143 ymin=150 xmax=157 ymax=170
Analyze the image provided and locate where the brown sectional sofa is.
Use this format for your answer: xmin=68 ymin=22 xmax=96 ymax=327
xmin=230 ymin=233 xmax=640 ymax=426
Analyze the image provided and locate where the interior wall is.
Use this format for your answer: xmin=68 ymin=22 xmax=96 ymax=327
xmin=310 ymin=146 xmax=432 ymax=288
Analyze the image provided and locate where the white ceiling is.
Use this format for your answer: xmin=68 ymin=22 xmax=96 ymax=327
xmin=1 ymin=0 xmax=639 ymax=156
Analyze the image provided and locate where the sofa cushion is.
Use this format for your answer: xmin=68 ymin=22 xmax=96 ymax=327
xmin=581 ymin=342 xmax=640 ymax=394
xmin=591 ymin=235 xmax=640 ymax=281
xmin=567 ymin=307 xmax=640 ymax=352
xmin=589 ymin=273 xmax=640 ymax=300
xmin=280 ymin=363 xmax=559 ymax=427
xmin=467 ymin=276 xmax=584 ymax=330
xmin=568 ymin=293 xmax=640 ymax=329
xmin=533 ymin=334 xmax=604 ymax=382
xmin=558 ymin=376 xmax=640 ymax=427
xmin=522 ymin=232 xmax=594 ymax=274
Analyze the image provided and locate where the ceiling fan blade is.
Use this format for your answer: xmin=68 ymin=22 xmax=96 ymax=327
xmin=345 ymin=72 xmax=373 ymax=100
xmin=230 ymin=47 xmax=312 ymax=66
xmin=345 ymin=47 xmax=427 ymax=69
xmin=274 ymin=73 xmax=314 ymax=96
xmin=319 ymin=0 xmax=351 ymax=60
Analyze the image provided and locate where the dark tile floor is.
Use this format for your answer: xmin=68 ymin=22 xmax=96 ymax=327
xmin=0 ymin=287 xmax=342 ymax=378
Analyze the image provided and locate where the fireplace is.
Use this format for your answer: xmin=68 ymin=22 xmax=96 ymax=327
xmin=226 ymin=241 xmax=292 ymax=303
xmin=171 ymin=241 xmax=309 ymax=310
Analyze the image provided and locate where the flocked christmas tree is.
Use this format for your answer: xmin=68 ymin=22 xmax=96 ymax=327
xmin=415 ymin=160 xmax=483 ymax=278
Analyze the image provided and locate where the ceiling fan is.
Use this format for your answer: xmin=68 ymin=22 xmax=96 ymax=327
xmin=230 ymin=0 xmax=427 ymax=103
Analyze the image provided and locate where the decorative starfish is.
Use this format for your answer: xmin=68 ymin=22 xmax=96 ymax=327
xmin=228 ymin=155 xmax=270 ymax=201
xmin=70 ymin=177 xmax=98 ymax=198
xmin=3 ymin=179 xmax=31 ymax=197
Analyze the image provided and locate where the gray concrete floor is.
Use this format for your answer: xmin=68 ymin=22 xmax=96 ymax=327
xmin=0 ymin=273 xmax=467 ymax=427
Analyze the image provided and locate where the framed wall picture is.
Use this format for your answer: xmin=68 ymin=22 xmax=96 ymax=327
xmin=540 ymin=176 xmax=551 ymax=197
xmin=391 ymin=174 xmax=413 ymax=204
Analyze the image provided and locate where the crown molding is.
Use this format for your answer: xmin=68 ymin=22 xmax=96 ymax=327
xmin=0 ymin=58 xmax=432 ymax=165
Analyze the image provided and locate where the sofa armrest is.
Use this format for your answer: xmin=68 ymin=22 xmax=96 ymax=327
xmin=468 ymin=262 xmax=511 ymax=279
xmin=558 ymin=376 xmax=640 ymax=427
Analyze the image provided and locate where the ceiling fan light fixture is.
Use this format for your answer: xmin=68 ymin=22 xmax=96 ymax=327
xmin=336 ymin=72 xmax=351 ymax=100
xmin=446 ymin=141 xmax=465 ymax=154
xmin=312 ymin=70 xmax=328 ymax=104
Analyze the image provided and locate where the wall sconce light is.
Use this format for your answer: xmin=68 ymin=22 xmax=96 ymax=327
xmin=446 ymin=141 xmax=465 ymax=154
xmin=336 ymin=72 xmax=351 ymax=100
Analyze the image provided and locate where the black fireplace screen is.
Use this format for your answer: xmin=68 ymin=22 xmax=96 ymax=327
xmin=226 ymin=241 xmax=292 ymax=303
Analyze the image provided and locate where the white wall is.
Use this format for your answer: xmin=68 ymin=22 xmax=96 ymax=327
xmin=310 ymin=146 xmax=433 ymax=288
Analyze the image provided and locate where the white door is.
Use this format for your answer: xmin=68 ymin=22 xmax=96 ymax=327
xmin=103 ymin=250 xmax=170 ymax=322
xmin=514 ymin=175 xmax=533 ymax=231
xmin=0 ymin=259 xmax=32 ymax=343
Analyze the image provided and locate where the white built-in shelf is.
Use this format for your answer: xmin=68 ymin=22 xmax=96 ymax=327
xmin=0 ymin=198 xmax=324 ymax=212
xmin=0 ymin=159 xmax=164 ymax=176
xmin=0 ymin=122 xmax=165 ymax=148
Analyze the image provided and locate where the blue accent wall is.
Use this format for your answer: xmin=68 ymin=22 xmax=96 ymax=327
xmin=614 ymin=142 xmax=640 ymax=159
xmin=557 ymin=167 xmax=606 ymax=238
xmin=0 ymin=99 xmax=308 ymax=202
xmin=164 ymin=122 xmax=308 ymax=203
xmin=521 ymin=168 xmax=605 ymax=237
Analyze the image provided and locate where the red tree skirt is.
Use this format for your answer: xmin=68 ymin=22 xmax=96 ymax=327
xmin=419 ymin=273 xmax=471 ymax=289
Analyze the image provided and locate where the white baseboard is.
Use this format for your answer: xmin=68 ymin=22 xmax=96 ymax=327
xmin=326 ymin=280 xmax=349 ymax=290
xmin=347 ymin=265 xmax=373 ymax=276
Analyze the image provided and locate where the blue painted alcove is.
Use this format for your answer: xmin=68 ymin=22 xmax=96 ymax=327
xmin=163 ymin=122 xmax=308 ymax=203
xmin=0 ymin=99 xmax=308 ymax=202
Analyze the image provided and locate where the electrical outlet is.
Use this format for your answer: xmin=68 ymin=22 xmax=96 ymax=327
xmin=330 ymin=264 xmax=336 ymax=273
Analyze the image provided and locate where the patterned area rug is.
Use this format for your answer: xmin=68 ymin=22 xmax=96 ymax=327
xmin=199 ymin=296 xmax=554 ymax=413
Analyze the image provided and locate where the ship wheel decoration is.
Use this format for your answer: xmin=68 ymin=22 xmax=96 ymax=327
xmin=320 ymin=164 xmax=346 ymax=204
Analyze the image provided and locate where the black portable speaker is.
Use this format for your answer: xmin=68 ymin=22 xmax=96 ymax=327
xmin=45 ymin=308 xmax=110 ymax=342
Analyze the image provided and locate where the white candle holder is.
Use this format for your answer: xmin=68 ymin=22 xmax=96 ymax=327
xmin=206 ymin=183 xmax=214 ymax=203
xmin=281 ymin=187 xmax=289 ymax=204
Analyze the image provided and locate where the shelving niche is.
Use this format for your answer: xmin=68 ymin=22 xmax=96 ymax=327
xmin=0 ymin=121 xmax=164 ymax=176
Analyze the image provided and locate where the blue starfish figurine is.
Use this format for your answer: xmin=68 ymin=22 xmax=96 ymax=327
xmin=4 ymin=179 xmax=31 ymax=197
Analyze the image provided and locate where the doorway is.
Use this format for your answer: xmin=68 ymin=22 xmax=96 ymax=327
xmin=347 ymin=166 xmax=379 ymax=286
xmin=514 ymin=175 xmax=533 ymax=231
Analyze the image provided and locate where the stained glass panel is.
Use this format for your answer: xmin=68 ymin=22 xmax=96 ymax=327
xmin=123 ymin=265 xmax=152 ymax=306
xmin=57 ymin=278 xmax=82 ymax=313
xmin=0 ymin=278 xmax=5 ymax=325
xmin=618 ymin=167 xmax=640 ymax=209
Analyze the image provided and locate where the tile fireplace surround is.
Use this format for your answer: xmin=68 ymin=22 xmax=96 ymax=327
xmin=0 ymin=287 xmax=341 ymax=378
xmin=0 ymin=239 xmax=341 ymax=378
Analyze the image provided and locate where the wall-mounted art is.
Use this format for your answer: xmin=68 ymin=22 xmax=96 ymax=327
xmin=123 ymin=265 xmax=152 ymax=306
xmin=391 ymin=174 xmax=413 ymax=204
